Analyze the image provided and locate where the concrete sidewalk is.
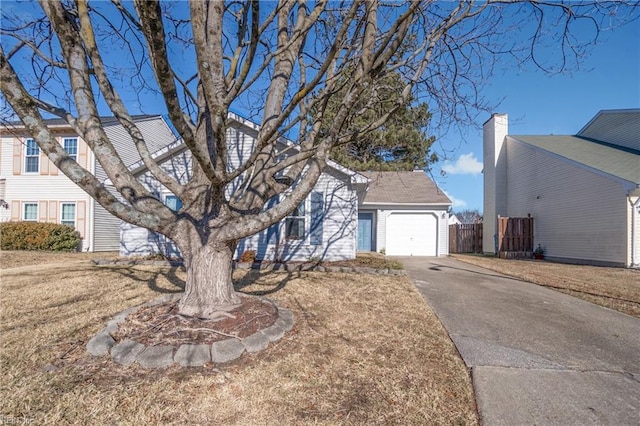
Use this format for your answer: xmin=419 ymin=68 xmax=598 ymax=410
xmin=399 ymin=256 xmax=640 ymax=425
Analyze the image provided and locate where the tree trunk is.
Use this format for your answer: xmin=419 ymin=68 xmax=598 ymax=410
xmin=177 ymin=241 xmax=241 ymax=319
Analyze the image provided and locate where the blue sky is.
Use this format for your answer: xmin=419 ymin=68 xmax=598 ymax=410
xmin=3 ymin=2 xmax=637 ymax=215
xmin=433 ymin=20 xmax=640 ymax=213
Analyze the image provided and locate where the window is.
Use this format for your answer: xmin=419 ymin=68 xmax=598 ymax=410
xmin=25 ymin=139 xmax=39 ymax=173
xmin=23 ymin=203 xmax=38 ymax=221
xmin=285 ymin=202 xmax=306 ymax=240
xmin=63 ymin=138 xmax=78 ymax=162
xmin=61 ymin=203 xmax=76 ymax=228
xmin=165 ymin=195 xmax=183 ymax=211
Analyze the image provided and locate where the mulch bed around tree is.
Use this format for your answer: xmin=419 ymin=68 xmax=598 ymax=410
xmin=112 ymin=295 xmax=278 ymax=346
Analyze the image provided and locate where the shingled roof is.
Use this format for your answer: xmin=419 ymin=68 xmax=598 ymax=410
xmin=360 ymin=171 xmax=451 ymax=205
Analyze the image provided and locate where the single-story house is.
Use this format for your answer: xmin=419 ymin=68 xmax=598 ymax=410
xmin=121 ymin=114 xmax=451 ymax=260
xmin=483 ymin=109 xmax=640 ymax=267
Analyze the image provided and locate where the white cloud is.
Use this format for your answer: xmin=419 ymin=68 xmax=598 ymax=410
xmin=443 ymin=190 xmax=467 ymax=208
xmin=441 ymin=153 xmax=483 ymax=175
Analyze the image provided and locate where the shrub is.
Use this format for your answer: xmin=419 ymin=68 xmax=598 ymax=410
xmin=239 ymin=249 xmax=257 ymax=263
xmin=0 ymin=221 xmax=81 ymax=252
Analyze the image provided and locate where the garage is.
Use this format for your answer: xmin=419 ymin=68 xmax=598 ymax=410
xmin=386 ymin=212 xmax=438 ymax=256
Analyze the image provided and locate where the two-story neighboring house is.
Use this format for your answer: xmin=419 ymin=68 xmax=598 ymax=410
xmin=0 ymin=115 xmax=178 ymax=252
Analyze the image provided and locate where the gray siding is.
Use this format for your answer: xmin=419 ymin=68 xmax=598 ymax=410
xmin=97 ymin=116 xmax=178 ymax=181
xmin=93 ymin=187 xmax=121 ymax=252
xmin=578 ymin=110 xmax=640 ymax=152
xmin=505 ymin=137 xmax=628 ymax=266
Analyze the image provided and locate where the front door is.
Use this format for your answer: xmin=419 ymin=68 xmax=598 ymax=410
xmin=358 ymin=212 xmax=373 ymax=251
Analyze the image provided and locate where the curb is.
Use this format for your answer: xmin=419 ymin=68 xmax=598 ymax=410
xmin=86 ymin=293 xmax=294 ymax=369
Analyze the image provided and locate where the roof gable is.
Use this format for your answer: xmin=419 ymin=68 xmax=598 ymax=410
xmin=577 ymin=109 xmax=640 ymax=152
xmin=360 ymin=171 xmax=451 ymax=205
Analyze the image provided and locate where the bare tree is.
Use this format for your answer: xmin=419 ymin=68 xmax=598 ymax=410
xmin=454 ymin=209 xmax=483 ymax=224
xmin=0 ymin=1 xmax=636 ymax=318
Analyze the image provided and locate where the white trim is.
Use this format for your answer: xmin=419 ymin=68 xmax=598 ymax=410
xmin=284 ymin=197 xmax=310 ymax=243
xmin=62 ymin=137 xmax=78 ymax=162
xmin=89 ymin=198 xmax=95 ymax=252
xmin=60 ymin=201 xmax=76 ymax=228
xmin=22 ymin=202 xmax=38 ymax=221
xmin=631 ymin=196 xmax=640 ymax=267
xmin=24 ymin=139 xmax=39 ymax=174
xmin=362 ymin=202 xmax=452 ymax=208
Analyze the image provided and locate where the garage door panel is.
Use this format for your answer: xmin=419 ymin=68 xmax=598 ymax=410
xmin=386 ymin=213 xmax=437 ymax=256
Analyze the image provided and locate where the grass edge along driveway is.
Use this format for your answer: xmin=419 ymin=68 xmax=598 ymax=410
xmin=453 ymin=254 xmax=640 ymax=319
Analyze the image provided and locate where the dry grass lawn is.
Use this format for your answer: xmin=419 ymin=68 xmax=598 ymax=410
xmin=0 ymin=251 xmax=477 ymax=425
xmin=453 ymin=254 xmax=640 ymax=319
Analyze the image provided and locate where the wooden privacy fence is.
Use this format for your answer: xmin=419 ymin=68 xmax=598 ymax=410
xmin=449 ymin=223 xmax=483 ymax=253
xmin=498 ymin=216 xmax=534 ymax=258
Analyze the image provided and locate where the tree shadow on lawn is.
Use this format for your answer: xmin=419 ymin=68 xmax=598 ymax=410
xmin=103 ymin=264 xmax=186 ymax=294
xmin=104 ymin=264 xmax=296 ymax=298
xmin=234 ymin=269 xmax=296 ymax=296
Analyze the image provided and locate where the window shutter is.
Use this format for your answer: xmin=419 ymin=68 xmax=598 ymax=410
xmin=310 ymin=191 xmax=324 ymax=245
xmin=264 ymin=195 xmax=280 ymax=245
xmin=10 ymin=201 xmax=20 ymax=221
xmin=49 ymin=138 xmax=59 ymax=176
xmin=78 ymin=139 xmax=88 ymax=169
xmin=39 ymin=153 xmax=49 ymax=175
xmin=39 ymin=201 xmax=48 ymax=222
xmin=49 ymin=201 xmax=58 ymax=223
xmin=76 ymin=200 xmax=86 ymax=238
xmin=12 ymin=139 xmax=21 ymax=175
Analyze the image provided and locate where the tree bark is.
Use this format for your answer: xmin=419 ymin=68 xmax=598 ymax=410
xmin=177 ymin=241 xmax=241 ymax=319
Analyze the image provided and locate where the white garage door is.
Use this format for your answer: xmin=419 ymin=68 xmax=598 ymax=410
xmin=386 ymin=213 xmax=437 ymax=256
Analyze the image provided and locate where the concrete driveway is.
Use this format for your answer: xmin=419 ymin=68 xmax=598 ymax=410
xmin=399 ymin=256 xmax=640 ymax=425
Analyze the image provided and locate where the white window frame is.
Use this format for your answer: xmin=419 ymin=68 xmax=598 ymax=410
xmin=24 ymin=139 xmax=39 ymax=174
xmin=22 ymin=202 xmax=38 ymax=221
xmin=284 ymin=198 xmax=309 ymax=241
xmin=60 ymin=202 xmax=76 ymax=228
xmin=63 ymin=138 xmax=78 ymax=162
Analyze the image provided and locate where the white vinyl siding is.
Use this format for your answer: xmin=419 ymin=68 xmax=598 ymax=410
xmin=24 ymin=139 xmax=39 ymax=173
xmin=505 ymin=137 xmax=628 ymax=266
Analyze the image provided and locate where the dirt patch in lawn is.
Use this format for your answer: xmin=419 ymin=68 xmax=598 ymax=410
xmin=453 ymin=254 xmax=640 ymax=318
xmin=0 ymin=252 xmax=477 ymax=425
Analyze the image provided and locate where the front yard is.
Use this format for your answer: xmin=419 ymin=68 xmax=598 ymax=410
xmin=453 ymin=254 xmax=640 ymax=319
xmin=0 ymin=251 xmax=477 ymax=424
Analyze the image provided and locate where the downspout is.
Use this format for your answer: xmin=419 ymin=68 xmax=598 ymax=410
xmin=632 ymin=195 xmax=640 ymax=267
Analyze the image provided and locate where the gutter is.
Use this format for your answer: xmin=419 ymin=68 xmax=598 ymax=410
xmin=631 ymin=193 xmax=640 ymax=267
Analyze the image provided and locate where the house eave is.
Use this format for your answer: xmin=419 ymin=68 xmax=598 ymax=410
xmin=361 ymin=201 xmax=452 ymax=208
